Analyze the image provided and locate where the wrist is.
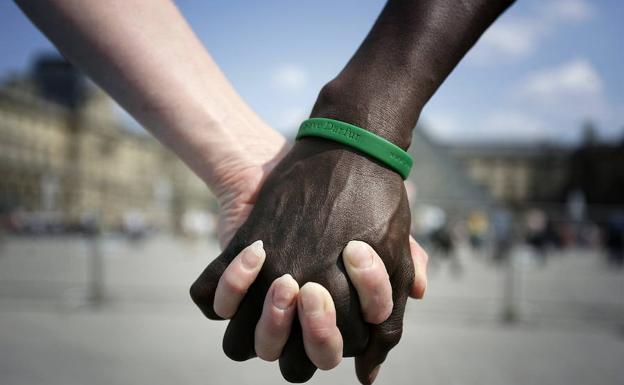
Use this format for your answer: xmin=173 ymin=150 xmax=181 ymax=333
xmin=290 ymin=137 xmax=404 ymax=185
xmin=310 ymin=78 xmax=419 ymax=151
xmin=166 ymin=105 xmax=287 ymax=200
xmin=297 ymin=118 xmax=412 ymax=179
xmin=210 ymin=119 xmax=289 ymax=205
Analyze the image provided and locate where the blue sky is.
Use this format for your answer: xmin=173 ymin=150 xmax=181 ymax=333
xmin=1 ymin=0 xmax=622 ymax=144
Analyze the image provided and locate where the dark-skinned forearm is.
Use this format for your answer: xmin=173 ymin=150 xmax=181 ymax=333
xmin=311 ymin=0 xmax=515 ymax=149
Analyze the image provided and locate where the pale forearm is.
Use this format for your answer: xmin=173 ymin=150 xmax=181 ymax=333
xmin=16 ymin=0 xmax=284 ymax=195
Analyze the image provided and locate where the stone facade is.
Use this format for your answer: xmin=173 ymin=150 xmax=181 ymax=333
xmin=446 ymin=143 xmax=570 ymax=207
xmin=0 ymin=61 xmax=213 ymax=231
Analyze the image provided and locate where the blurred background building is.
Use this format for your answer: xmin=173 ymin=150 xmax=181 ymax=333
xmin=0 ymin=56 xmax=214 ymax=234
xmin=406 ymin=120 xmax=624 ymax=261
xmin=1 ymin=53 xmax=623 ymax=263
xmin=445 ymin=126 xmax=624 ymax=210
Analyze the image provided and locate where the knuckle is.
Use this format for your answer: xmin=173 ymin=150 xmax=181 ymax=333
xmin=365 ymin=301 xmax=393 ymax=325
xmin=364 ymin=269 xmax=390 ymax=291
xmin=221 ymin=273 xmax=248 ymax=296
xmin=360 ymin=281 xmax=391 ymax=311
xmin=260 ymin=316 xmax=287 ymax=338
xmin=306 ymin=326 xmax=336 ymax=346
xmin=307 ymin=330 xmax=332 ymax=347
xmin=377 ymin=327 xmax=403 ymax=350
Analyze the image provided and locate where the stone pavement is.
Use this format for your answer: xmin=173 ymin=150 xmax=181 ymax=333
xmin=0 ymin=236 xmax=623 ymax=385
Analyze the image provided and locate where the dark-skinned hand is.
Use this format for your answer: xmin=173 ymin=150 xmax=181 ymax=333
xmin=190 ymin=136 xmax=414 ymax=383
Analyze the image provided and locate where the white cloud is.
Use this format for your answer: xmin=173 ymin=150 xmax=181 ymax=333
xmin=476 ymin=20 xmax=544 ymax=59
xmin=425 ymin=110 xmax=549 ymax=143
xmin=522 ymin=59 xmax=602 ymax=97
xmin=518 ymin=58 xmax=607 ymax=116
xmin=468 ymin=0 xmax=595 ymax=65
xmin=272 ymin=64 xmax=308 ymax=91
xmin=426 ymin=58 xmax=617 ymax=144
xmin=543 ymin=0 xmax=595 ymax=22
xmin=493 ymin=58 xmax=618 ymax=143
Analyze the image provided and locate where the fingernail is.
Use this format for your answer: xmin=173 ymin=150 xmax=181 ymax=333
xmin=242 ymin=240 xmax=265 ymax=269
xmin=272 ymin=275 xmax=297 ymax=310
xmin=300 ymin=285 xmax=325 ymax=316
xmin=345 ymin=241 xmax=373 ymax=269
xmin=369 ymin=365 xmax=381 ymax=384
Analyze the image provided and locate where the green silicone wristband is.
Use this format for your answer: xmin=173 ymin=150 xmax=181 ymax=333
xmin=296 ymin=118 xmax=413 ymax=179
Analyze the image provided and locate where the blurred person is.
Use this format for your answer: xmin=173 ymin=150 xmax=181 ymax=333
xmin=412 ymin=206 xmax=460 ymax=276
xmin=525 ymin=208 xmax=548 ymax=264
xmin=429 ymin=224 xmax=462 ymax=277
xmin=412 ymin=205 xmax=447 ymax=241
xmin=180 ymin=209 xmax=214 ymax=239
xmin=491 ymin=207 xmax=513 ymax=264
xmin=566 ymin=189 xmax=587 ymax=247
xmin=605 ymin=211 xmax=624 ymax=267
xmin=79 ymin=210 xmax=100 ymax=236
xmin=544 ymin=217 xmax=564 ymax=250
xmin=7 ymin=207 xmax=26 ymax=234
xmin=467 ymin=210 xmax=489 ymax=251
xmin=122 ymin=209 xmax=147 ymax=242
xmin=0 ymin=208 xmax=8 ymax=250
xmin=15 ymin=0 xmax=513 ymax=383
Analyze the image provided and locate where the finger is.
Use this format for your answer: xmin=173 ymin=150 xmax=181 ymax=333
xmin=409 ymin=236 xmax=429 ymax=299
xmin=213 ymin=240 xmax=266 ymax=319
xmin=355 ymin=290 xmax=409 ymax=385
xmin=279 ymin=316 xmax=318 ymax=382
xmin=298 ymin=282 xmax=343 ymax=370
xmin=343 ymin=241 xmax=393 ymax=324
xmin=255 ymin=274 xmax=299 ymax=361
xmin=222 ymin=288 xmax=264 ymax=361
xmin=190 ymin=247 xmax=236 ymax=320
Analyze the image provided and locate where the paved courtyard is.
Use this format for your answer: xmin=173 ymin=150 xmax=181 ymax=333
xmin=0 ymin=236 xmax=623 ymax=385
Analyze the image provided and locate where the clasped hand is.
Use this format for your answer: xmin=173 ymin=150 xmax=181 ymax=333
xmin=191 ymin=138 xmax=428 ymax=384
